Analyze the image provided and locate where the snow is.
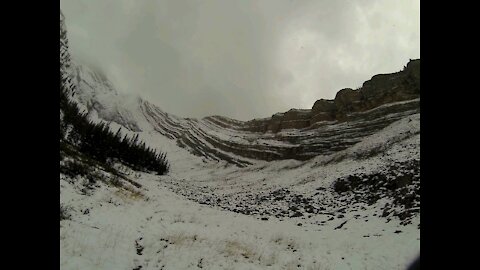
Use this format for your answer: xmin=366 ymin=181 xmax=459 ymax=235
xmin=61 ymin=170 xmax=419 ymax=270
xmin=346 ymin=98 xmax=420 ymax=117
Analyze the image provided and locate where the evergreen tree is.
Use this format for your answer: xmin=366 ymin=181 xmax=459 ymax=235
xmin=60 ymin=77 xmax=169 ymax=175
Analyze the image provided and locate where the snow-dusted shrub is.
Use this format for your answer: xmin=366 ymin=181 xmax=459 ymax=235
xmin=60 ymin=160 xmax=90 ymax=178
xmin=60 ymin=204 xmax=71 ymax=221
xmin=110 ymin=175 xmax=122 ymax=188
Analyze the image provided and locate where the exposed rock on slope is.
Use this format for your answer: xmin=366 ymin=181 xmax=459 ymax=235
xmin=156 ymin=113 xmax=420 ymax=225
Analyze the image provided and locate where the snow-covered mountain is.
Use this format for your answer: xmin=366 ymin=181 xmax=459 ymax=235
xmin=60 ymin=11 xmax=420 ymax=270
xmin=71 ymin=58 xmax=420 ymax=168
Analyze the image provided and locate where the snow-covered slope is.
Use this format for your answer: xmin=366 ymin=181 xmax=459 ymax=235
xmin=60 ymin=111 xmax=420 ymax=269
xmin=61 ymin=164 xmax=419 ymax=270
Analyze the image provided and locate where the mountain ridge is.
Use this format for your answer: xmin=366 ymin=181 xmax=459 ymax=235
xmin=239 ymin=59 xmax=419 ymax=133
xmin=72 ymin=58 xmax=419 ymax=166
xmin=177 ymin=59 xmax=420 ymax=132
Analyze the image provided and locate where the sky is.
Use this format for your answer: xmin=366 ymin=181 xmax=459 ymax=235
xmin=60 ymin=0 xmax=420 ymax=121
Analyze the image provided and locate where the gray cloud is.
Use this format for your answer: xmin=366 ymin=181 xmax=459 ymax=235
xmin=60 ymin=0 xmax=419 ymax=121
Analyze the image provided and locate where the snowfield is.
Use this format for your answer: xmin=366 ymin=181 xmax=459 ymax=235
xmin=60 ymin=173 xmax=419 ymax=270
xmin=60 ymin=114 xmax=420 ymax=270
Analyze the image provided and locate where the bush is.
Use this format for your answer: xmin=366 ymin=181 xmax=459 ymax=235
xmin=60 ymin=160 xmax=90 ymax=178
xmin=60 ymin=204 xmax=71 ymax=221
xmin=110 ymin=175 xmax=123 ymax=188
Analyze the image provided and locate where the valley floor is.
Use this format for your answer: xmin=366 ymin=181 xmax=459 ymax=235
xmin=60 ymin=170 xmax=419 ymax=270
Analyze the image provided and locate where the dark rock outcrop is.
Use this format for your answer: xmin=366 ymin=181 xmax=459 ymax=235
xmin=241 ymin=59 xmax=420 ymax=133
xmin=332 ymin=159 xmax=420 ymax=225
xmin=311 ymin=99 xmax=336 ymax=122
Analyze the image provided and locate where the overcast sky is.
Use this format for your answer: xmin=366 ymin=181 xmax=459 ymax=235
xmin=60 ymin=0 xmax=419 ymax=121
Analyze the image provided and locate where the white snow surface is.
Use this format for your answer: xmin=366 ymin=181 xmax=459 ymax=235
xmin=61 ymin=172 xmax=419 ymax=270
xmin=61 ymin=112 xmax=420 ymax=270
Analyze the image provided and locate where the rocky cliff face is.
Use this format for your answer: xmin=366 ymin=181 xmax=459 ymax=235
xmin=241 ymin=59 xmax=420 ymax=132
